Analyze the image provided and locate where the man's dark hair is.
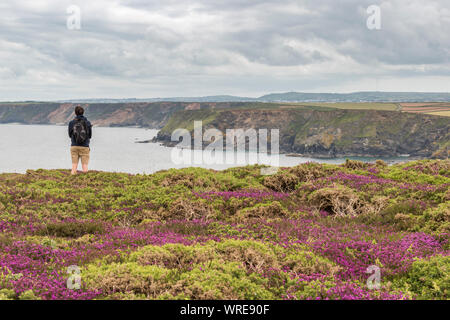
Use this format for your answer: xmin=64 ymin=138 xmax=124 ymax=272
xmin=75 ymin=106 xmax=84 ymax=116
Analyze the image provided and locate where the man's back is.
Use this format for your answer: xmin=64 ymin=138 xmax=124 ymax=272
xmin=69 ymin=106 xmax=92 ymax=175
xmin=68 ymin=115 xmax=92 ymax=147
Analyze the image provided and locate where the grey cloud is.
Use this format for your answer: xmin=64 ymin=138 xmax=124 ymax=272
xmin=0 ymin=0 xmax=449 ymax=100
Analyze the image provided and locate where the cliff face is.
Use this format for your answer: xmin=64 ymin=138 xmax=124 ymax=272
xmin=0 ymin=102 xmax=257 ymax=128
xmin=155 ymin=109 xmax=450 ymax=159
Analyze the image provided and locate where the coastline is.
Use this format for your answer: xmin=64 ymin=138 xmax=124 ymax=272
xmin=0 ymin=122 xmax=446 ymax=162
xmin=149 ymin=135 xmax=429 ymax=163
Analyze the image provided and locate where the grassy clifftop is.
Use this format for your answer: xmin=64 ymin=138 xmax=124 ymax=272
xmin=156 ymin=108 xmax=450 ymax=159
xmin=0 ymin=159 xmax=448 ymax=300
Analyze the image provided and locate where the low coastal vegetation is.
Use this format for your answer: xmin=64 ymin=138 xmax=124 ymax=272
xmin=0 ymin=159 xmax=448 ymax=300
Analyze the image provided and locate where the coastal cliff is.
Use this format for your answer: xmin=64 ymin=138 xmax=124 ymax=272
xmin=0 ymin=102 xmax=260 ymax=128
xmin=154 ymin=109 xmax=450 ymax=159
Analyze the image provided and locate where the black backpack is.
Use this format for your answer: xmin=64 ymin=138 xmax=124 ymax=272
xmin=73 ymin=118 xmax=88 ymax=144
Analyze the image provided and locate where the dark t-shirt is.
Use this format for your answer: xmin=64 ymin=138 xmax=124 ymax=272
xmin=68 ymin=115 xmax=92 ymax=147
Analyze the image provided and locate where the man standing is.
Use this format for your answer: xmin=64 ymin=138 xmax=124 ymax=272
xmin=68 ymin=106 xmax=92 ymax=175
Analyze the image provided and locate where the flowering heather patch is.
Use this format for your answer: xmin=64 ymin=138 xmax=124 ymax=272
xmin=0 ymin=160 xmax=449 ymax=300
xmin=401 ymin=160 xmax=450 ymax=177
xmin=312 ymin=172 xmax=447 ymax=193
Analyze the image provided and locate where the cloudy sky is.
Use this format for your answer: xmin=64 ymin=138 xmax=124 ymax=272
xmin=0 ymin=0 xmax=449 ymax=101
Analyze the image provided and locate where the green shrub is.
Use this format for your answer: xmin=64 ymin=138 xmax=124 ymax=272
xmin=263 ymin=173 xmax=300 ymax=192
xmin=0 ymin=289 xmax=15 ymax=300
xmin=419 ymin=203 xmax=450 ymax=236
xmin=369 ymin=201 xmax=450 ymax=235
xmin=18 ymin=290 xmax=40 ymax=300
xmin=283 ymin=249 xmax=341 ymax=276
xmin=392 ymin=255 xmax=449 ymax=300
xmin=307 ymin=184 xmax=365 ymax=217
xmin=37 ymin=221 xmax=105 ymax=238
xmin=343 ymin=159 xmax=368 ymax=170
xmin=163 ymin=260 xmax=274 ymax=300
xmin=263 ymin=163 xmax=336 ymax=192
xmin=381 ymin=200 xmax=426 ymax=216
xmin=83 ymin=262 xmax=175 ymax=298
xmin=128 ymin=243 xmax=216 ymax=270
xmin=234 ymin=202 xmax=288 ymax=221
xmin=83 ymin=240 xmax=339 ymax=299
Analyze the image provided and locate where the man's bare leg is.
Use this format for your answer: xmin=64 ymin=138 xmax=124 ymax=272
xmin=71 ymin=163 xmax=78 ymax=175
xmin=82 ymin=163 xmax=88 ymax=173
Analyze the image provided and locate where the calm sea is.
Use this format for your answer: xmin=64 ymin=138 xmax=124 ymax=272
xmin=0 ymin=124 xmax=407 ymax=174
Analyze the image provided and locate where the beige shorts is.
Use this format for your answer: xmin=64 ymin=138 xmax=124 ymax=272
xmin=70 ymin=146 xmax=90 ymax=165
